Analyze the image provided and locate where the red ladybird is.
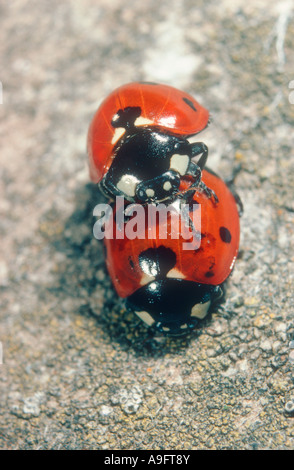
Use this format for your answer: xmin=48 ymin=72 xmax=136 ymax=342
xmin=101 ymin=169 xmax=241 ymax=336
xmin=87 ymin=82 xmax=212 ymax=204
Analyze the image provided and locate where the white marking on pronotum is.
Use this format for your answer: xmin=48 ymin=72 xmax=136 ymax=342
xmin=135 ymin=310 xmax=155 ymax=326
xmin=169 ymin=154 xmax=189 ymax=176
xmin=191 ymin=300 xmax=211 ymax=319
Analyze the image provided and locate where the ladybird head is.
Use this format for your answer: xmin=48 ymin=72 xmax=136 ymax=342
xmin=102 ymin=107 xmax=197 ymax=203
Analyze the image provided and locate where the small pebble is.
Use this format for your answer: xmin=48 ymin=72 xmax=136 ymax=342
xmin=289 ymin=350 xmax=294 ymax=363
xmin=284 ymin=400 xmax=294 ymax=415
xmin=260 ymin=339 xmax=272 ymax=351
xmin=100 ymin=405 xmax=113 ymax=417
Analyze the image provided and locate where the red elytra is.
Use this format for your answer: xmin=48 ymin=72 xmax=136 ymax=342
xmin=87 ymin=82 xmax=209 ymax=183
xmin=103 ymin=169 xmax=240 ymax=298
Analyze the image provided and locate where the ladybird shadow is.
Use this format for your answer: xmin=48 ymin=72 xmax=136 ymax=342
xmin=47 ymin=182 xmax=219 ymax=357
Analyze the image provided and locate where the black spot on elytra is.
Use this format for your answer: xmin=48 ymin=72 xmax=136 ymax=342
xmin=129 ymin=257 xmax=134 ymax=269
xmin=183 ymin=97 xmax=197 ymax=112
xmin=111 ymin=106 xmax=141 ymax=130
xmin=205 ymin=271 xmax=215 ymax=278
xmin=139 ymin=246 xmax=176 ymax=279
xmin=219 ymin=226 xmax=232 ymax=243
xmin=207 ymin=256 xmax=215 ymax=270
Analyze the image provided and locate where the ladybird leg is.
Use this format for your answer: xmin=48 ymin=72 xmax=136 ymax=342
xmin=198 ymin=180 xmax=219 ymax=204
xmin=225 ymin=162 xmax=242 ymax=186
xmin=189 ymin=142 xmax=219 ymax=203
xmin=190 ymin=142 xmax=208 ymax=170
xmin=180 ymin=203 xmax=194 ymax=233
xmin=186 ymin=161 xmax=218 ymax=204
xmin=178 ymin=188 xmax=196 ymax=203
xmin=185 ymin=142 xmax=208 ymax=184
xmin=186 ymin=160 xmax=202 ymax=185
xmin=186 ymin=140 xmax=208 ymax=173
xmin=169 ymin=196 xmax=195 ymax=233
xmin=176 ymin=197 xmax=202 ymax=241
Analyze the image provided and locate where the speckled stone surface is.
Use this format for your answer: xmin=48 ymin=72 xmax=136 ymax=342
xmin=0 ymin=0 xmax=293 ymax=450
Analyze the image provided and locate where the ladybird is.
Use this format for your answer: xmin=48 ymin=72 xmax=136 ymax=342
xmin=101 ymin=169 xmax=241 ymax=336
xmin=87 ymin=82 xmax=213 ymax=204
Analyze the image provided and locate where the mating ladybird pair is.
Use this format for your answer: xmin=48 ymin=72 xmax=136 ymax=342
xmin=87 ymin=82 xmax=241 ymax=336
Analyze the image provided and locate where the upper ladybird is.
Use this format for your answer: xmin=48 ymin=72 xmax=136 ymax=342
xmin=87 ymin=82 xmax=211 ymax=204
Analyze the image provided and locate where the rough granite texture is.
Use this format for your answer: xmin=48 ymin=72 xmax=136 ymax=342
xmin=0 ymin=0 xmax=293 ymax=450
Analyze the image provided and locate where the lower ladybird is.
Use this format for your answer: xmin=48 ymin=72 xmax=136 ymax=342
xmin=99 ymin=169 xmax=241 ymax=336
